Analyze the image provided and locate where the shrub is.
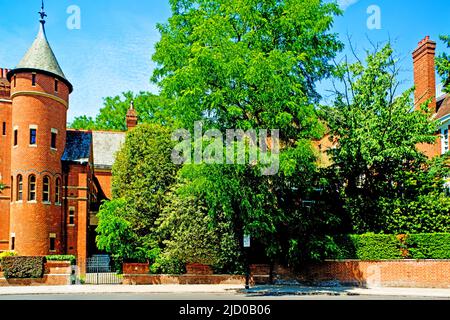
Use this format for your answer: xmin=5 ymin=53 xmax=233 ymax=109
xmin=351 ymin=234 xmax=403 ymax=260
xmin=150 ymin=254 xmax=185 ymax=275
xmin=0 ymin=252 xmax=17 ymax=271
xmin=328 ymin=233 xmax=450 ymax=260
xmin=0 ymin=251 xmax=17 ymax=262
xmin=2 ymin=256 xmax=45 ymax=279
xmin=45 ymin=255 xmax=76 ymax=265
xmin=328 ymin=233 xmax=403 ymax=260
xmin=405 ymin=233 xmax=450 ymax=259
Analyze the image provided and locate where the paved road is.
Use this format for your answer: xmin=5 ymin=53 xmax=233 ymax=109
xmin=0 ymin=293 xmax=447 ymax=300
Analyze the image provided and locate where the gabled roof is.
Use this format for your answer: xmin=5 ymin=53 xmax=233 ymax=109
xmin=62 ymin=130 xmax=92 ymax=164
xmin=92 ymin=131 xmax=126 ymax=170
xmin=436 ymin=94 xmax=450 ymax=120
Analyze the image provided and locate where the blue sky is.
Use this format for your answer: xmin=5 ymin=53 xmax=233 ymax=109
xmin=0 ymin=0 xmax=449 ymax=122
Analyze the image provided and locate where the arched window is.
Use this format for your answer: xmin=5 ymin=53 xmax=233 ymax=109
xmin=43 ymin=176 xmax=50 ymax=203
xmin=55 ymin=178 xmax=61 ymax=204
xmin=28 ymin=175 xmax=36 ymax=201
xmin=16 ymin=175 xmax=23 ymax=201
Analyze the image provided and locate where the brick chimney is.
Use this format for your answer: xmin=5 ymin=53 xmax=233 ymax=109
xmin=126 ymin=100 xmax=138 ymax=130
xmin=413 ymin=36 xmax=437 ymax=113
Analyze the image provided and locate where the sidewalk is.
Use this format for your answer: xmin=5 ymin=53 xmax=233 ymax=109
xmin=0 ymin=284 xmax=450 ymax=298
xmin=244 ymin=285 xmax=450 ymax=298
xmin=0 ymin=285 xmax=243 ymax=296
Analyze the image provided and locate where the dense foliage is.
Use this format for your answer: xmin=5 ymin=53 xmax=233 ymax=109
xmin=156 ymin=183 xmax=244 ymax=273
xmin=326 ymin=234 xmax=403 ymax=260
xmin=326 ymin=233 xmax=450 ymax=260
xmin=322 ymin=44 xmax=450 ymax=234
xmin=150 ymin=0 xmax=343 ymax=268
xmin=93 ymin=3 xmax=450 ymax=270
xmin=2 ymin=256 xmax=45 ymax=279
xmin=96 ymin=124 xmax=178 ymax=263
xmin=406 ymin=233 xmax=450 ymax=259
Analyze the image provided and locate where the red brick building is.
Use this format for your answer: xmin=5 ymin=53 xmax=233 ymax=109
xmin=0 ymin=10 xmax=132 ymax=272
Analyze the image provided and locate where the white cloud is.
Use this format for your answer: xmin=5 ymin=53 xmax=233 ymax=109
xmin=337 ymin=0 xmax=360 ymax=10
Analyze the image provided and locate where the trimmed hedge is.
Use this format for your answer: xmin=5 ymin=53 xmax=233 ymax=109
xmin=406 ymin=234 xmax=450 ymax=259
xmin=327 ymin=233 xmax=450 ymax=260
xmin=328 ymin=234 xmax=403 ymax=260
xmin=46 ymin=255 xmax=76 ymax=265
xmin=2 ymin=256 xmax=45 ymax=279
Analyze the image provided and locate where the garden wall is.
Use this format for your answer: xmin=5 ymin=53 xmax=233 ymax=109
xmin=123 ymin=263 xmax=246 ymax=285
xmin=297 ymin=260 xmax=450 ymax=288
xmin=0 ymin=261 xmax=72 ymax=286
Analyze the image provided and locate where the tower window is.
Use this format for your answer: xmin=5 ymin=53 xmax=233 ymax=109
xmin=13 ymin=129 xmax=18 ymax=146
xmin=11 ymin=236 xmax=15 ymax=251
xmin=55 ymin=79 xmax=58 ymax=92
xmin=49 ymin=234 xmax=56 ymax=252
xmin=32 ymin=73 xmax=36 ymax=86
xmin=51 ymin=129 xmax=58 ymax=149
xmin=28 ymin=175 xmax=36 ymax=201
xmin=2 ymin=122 xmax=6 ymax=136
xmin=30 ymin=128 xmax=37 ymax=145
xmin=16 ymin=175 xmax=23 ymax=201
xmin=69 ymin=207 xmax=75 ymax=225
xmin=43 ymin=176 xmax=50 ymax=203
xmin=10 ymin=176 xmax=13 ymax=201
xmin=13 ymin=75 xmax=16 ymax=88
xmin=55 ymin=178 xmax=61 ymax=204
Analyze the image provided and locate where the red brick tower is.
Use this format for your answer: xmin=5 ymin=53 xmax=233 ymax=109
xmin=6 ymin=5 xmax=73 ymax=255
xmin=0 ymin=69 xmax=12 ymax=251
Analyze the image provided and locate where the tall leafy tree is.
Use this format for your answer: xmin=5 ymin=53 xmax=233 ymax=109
xmin=323 ymin=44 xmax=450 ymax=234
xmin=96 ymin=124 xmax=178 ymax=262
xmin=436 ymin=35 xmax=450 ymax=93
xmin=152 ymin=0 xmax=343 ymax=265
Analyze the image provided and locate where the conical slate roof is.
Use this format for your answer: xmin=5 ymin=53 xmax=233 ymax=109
xmin=7 ymin=22 xmax=73 ymax=92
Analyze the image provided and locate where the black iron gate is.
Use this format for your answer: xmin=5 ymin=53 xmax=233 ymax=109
xmin=85 ymin=255 xmax=122 ymax=285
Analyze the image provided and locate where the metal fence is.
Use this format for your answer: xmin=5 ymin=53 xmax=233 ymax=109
xmin=85 ymin=255 xmax=123 ymax=285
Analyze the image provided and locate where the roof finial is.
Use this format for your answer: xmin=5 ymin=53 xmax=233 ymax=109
xmin=130 ymin=100 xmax=135 ymax=110
xmin=39 ymin=0 xmax=47 ymax=25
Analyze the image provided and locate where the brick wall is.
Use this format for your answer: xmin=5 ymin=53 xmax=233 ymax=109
xmin=123 ymin=263 xmax=150 ymax=275
xmin=123 ymin=274 xmax=246 ymax=285
xmin=299 ymin=260 xmax=450 ymax=288
xmin=186 ymin=263 xmax=214 ymax=275
xmin=94 ymin=170 xmax=113 ymax=200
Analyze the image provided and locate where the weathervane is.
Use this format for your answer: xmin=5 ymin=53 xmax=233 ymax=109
xmin=39 ymin=0 xmax=47 ymax=24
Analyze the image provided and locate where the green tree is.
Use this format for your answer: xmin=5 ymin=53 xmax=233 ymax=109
xmin=70 ymin=92 xmax=173 ymax=131
xmin=323 ymin=44 xmax=450 ymax=234
xmin=96 ymin=199 xmax=153 ymax=262
xmin=96 ymin=124 xmax=178 ymax=261
xmin=152 ymin=0 xmax=343 ymax=266
xmin=156 ymin=184 xmax=242 ymax=273
xmin=436 ymin=35 xmax=450 ymax=93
